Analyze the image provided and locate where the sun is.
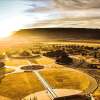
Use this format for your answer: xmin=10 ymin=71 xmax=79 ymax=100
xmin=0 ymin=18 xmax=21 ymax=38
xmin=0 ymin=14 xmax=31 ymax=39
xmin=0 ymin=29 xmax=13 ymax=38
xmin=0 ymin=22 xmax=15 ymax=38
xmin=0 ymin=15 xmax=29 ymax=39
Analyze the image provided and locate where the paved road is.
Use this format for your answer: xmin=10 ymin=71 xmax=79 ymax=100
xmin=3 ymin=54 xmax=97 ymax=100
xmin=4 ymin=57 xmax=57 ymax=100
xmin=33 ymin=70 xmax=57 ymax=100
xmin=26 ymin=59 xmax=58 ymax=100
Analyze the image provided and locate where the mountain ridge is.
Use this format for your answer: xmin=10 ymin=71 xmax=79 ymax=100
xmin=14 ymin=28 xmax=100 ymax=40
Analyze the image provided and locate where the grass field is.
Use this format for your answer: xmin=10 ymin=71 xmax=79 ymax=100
xmin=30 ymin=56 xmax=55 ymax=65
xmin=40 ymin=68 xmax=92 ymax=91
xmin=5 ymin=68 xmax=15 ymax=73
xmin=0 ymin=72 xmax=44 ymax=100
xmin=0 ymin=67 xmax=93 ymax=100
xmin=0 ymin=68 xmax=14 ymax=79
xmin=79 ymin=69 xmax=100 ymax=99
xmin=5 ymin=59 xmax=28 ymax=67
xmin=0 ymin=95 xmax=11 ymax=100
xmin=0 ymin=56 xmax=98 ymax=100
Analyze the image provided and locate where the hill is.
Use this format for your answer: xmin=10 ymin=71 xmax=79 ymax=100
xmin=14 ymin=28 xmax=100 ymax=40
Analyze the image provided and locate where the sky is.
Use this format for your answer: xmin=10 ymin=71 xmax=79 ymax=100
xmin=0 ymin=0 xmax=100 ymax=34
xmin=0 ymin=0 xmax=33 ymax=36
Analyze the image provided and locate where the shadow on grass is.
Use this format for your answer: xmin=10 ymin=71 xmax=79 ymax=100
xmin=0 ymin=64 xmax=6 ymax=83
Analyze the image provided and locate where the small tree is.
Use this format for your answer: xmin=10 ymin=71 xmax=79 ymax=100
xmin=0 ymin=54 xmax=5 ymax=59
xmin=20 ymin=51 xmax=30 ymax=56
xmin=0 ymin=62 xmax=5 ymax=68
xmin=0 ymin=62 xmax=5 ymax=82
xmin=56 ymin=55 xmax=73 ymax=65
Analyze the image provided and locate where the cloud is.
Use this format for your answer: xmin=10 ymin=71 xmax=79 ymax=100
xmin=28 ymin=0 xmax=100 ymax=12
xmin=1 ymin=0 xmax=100 ymax=30
xmin=26 ymin=0 xmax=100 ymax=28
xmin=55 ymin=0 xmax=100 ymax=9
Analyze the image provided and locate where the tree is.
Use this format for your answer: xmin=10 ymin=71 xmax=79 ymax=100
xmin=0 ymin=54 xmax=5 ymax=59
xmin=0 ymin=62 xmax=5 ymax=82
xmin=56 ymin=54 xmax=73 ymax=65
xmin=20 ymin=51 xmax=30 ymax=56
xmin=0 ymin=62 xmax=5 ymax=68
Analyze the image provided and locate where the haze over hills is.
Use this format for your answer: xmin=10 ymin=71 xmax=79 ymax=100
xmin=14 ymin=28 xmax=100 ymax=40
xmin=0 ymin=28 xmax=100 ymax=49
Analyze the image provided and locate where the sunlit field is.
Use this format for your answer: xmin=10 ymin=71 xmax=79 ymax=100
xmin=29 ymin=56 xmax=100 ymax=99
xmin=0 ymin=72 xmax=44 ymax=100
xmin=80 ymin=68 xmax=100 ymax=98
xmin=40 ymin=68 xmax=96 ymax=92
xmin=5 ymin=68 xmax=15 ymax=73
xmin=0 ymin=68 xmax=96 ymax=100
xmin=0 ymin=36 xmax=100 ymax=100
xmin=31 ymin=56 xmax=55 ymax=65
xmin=5 ymin=59 xmax=29 ymax=67
xmin=0 ymin=0 xmax=100 ymax=99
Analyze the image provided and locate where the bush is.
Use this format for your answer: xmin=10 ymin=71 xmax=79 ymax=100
xmin=56 ymin=55 xmax=73 ymax=65
xmin=0 ymin=62 xmax=5 ymax=68
xmin=20 ymin=51 xmax=30 ymax=56
xmin=0 ymin=54 xmax=5 ymax=59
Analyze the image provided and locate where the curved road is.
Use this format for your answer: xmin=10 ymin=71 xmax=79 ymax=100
xmin=3 ymin=56 xmax=98 ymax=99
